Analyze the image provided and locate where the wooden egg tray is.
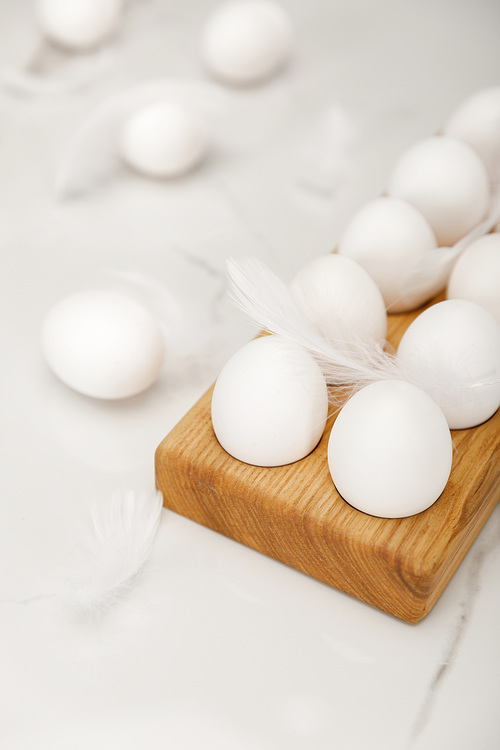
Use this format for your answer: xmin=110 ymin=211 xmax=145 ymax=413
xmin=155 ymin=298 xmax=500 ymax=622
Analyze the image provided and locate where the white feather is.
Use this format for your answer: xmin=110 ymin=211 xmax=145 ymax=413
xmin=298 ymin=103 xmax=359 ymax=195
xmin=401 ymin=179 xmax=500 ymax=299
xmin=0 ymin=50 xmax=113 ymax=98
xmin=54 ymin=79 xmax=229 ymax=198
xmin=226 ymin=256 xmax=403 ymax=402
xmin=61 ymin=489 xmax=163 ymax=615
xmin=1 ymin=66 xmax=83 ymax=96
xmin=102 ymin=268 xmax=204 ymax=357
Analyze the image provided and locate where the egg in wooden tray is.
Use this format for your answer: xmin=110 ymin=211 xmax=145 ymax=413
xmin=155 ymin=288 xmax=500 ymax=623
xmin=156 ymin=88 xmax=500 ymax=623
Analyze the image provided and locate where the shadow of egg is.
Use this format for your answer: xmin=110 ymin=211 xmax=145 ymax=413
xmin=45 ymin=379 xmax=161 ymax=474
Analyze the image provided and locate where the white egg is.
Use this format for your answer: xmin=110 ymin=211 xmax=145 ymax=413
xmin=328 ymin=380 xmax=452 ymax=518
xmin=337 ymin=197 xmax=438 ymax=311
xmin=388 ymin=136 xmax=490 ymax=246
xmin=42 ymin=290 xmax=165 ymax=400
xmin=120 ymin=102 xmax=209 ymax=179
xmin=290 ymin=254 xmax=387 ymax=343
xmin=36 ymin=0 xmax=123 ymax=51
xmin=396 ymin=299 xmax=500 ymax=429
xmin=444 ymin=87 xmax=500 ymax=181
xmin=201 ymin=0 xmax=293 ymax=86
xmin=211 ymin=335 xmax=328 ymax=466
xmin=447 ymin=233 xmax=500 ymax=324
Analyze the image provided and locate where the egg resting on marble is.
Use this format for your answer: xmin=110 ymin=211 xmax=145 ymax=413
xmin=388 ymin=136 xmax=490 ymax=246
xmin=328 ymin=380 xmax=453 ymax=518
xmin=446 ymin=232 xmax=500 ymax=325
xmin=119 ymin=101 xmax=209 ymax=179
xmin=201 ymin=0 xmax=293 ymax=86
xmin=289 ymin=253 xmax=388 ymax=343
xmin=443 ymin=86 xmax=500 ymax=181
xmin=396 ymin=299 xmax=500 ymax=429
xmin=211 ymin=335 xmax=328 ymax=466
xmin=36 ymin=0 xmax=123 ymax=51
xmin=337 ymin=196 xmax=438 ymax=311
xmin=42 ymin=290 xmax=165 ymax=400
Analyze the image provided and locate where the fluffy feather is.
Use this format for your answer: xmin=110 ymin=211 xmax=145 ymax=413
xmin=0 ymin=66 xmax=82 ymax=96
xmin=298 ymin=103 xmax=359 ymax=194
xmin=103 ymin=268 xmax=203 ymax=357
xmin=0 ymin=50 xmax=113 ymax=97
xmin=61 ymin=489 xmax=163 ymax=616
xmin=54 ymin=79 xmax=229 ymax=198
xmin=226 ymin=256 xmax=403 ymax=403
xmin=401 ymin=180 xmax=500 ymax=299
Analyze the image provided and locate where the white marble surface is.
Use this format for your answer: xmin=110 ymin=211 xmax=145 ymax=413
xmin=1 ymin=1 xmax=500 ymax=748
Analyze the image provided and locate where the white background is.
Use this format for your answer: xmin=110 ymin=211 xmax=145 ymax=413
xmin=1 ymin=1 xmax=499 ymax=748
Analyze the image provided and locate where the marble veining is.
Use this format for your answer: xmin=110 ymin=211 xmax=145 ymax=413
xmin=408 ymin=507 xmax=500 ymax=746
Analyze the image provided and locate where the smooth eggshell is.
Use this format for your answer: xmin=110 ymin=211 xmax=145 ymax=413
xmin=211 ymin=335 xmax=328 ymax=466
xmin=443 ymin=87 xmax=500 ymax=181
xmin=201 ymin=0 xmax=292 ymax=86
xmin=120 ymin=101 xmax=209 ymax=179
xmin=42 ymin=290 xmax=165 ymax=399
xmin=36 ymin=0 xmax=123 ymax=51
xmin=396 ymin=299 xmax=500 ymax=429
xmin=447 ymin=233 xmax=500 ymax=325
xmin=290 ymin=254 xmax=387 ymax=343
xmin=388 ymin=136 xmax=490 ymax=246
xmin=337 ymin=197 xmax=438 ymax=311
xmin=328 ymin=380 xmax=452 ymax=518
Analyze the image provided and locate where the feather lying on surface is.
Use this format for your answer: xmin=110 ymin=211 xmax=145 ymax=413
xmin=298 ymin=103 xmax=360 ymax=195
xmin=102 ymin=268 xmax=225 ymax=380
xmin=226 ymin=256 xmax=403 ymax=403
xmin=103 ymin=268 xmax=201 ymax=357
xmin=54 ymin=79 xmax=229 ymax=198
xmin=60 ymin=489 xmax=163 ymax=616
xmin=0 ymin=66 xmax=85 ymax=96
xmin=0 ymin=49 xmax=113 ymax=98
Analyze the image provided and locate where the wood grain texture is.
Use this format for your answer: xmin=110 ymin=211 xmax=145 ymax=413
xmin=155 ymin=298 xmax=500 ymax=622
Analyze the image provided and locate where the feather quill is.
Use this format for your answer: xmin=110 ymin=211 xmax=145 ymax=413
xmin=61 ymin=489 xmax=163 ymax=616
xmin=226 ymin=256 xmax=403 ymax=402
xmin=226 ymin=256 xmax=499 ymax=418
xmin=401 ymin=180 xmax=500 ymax=300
